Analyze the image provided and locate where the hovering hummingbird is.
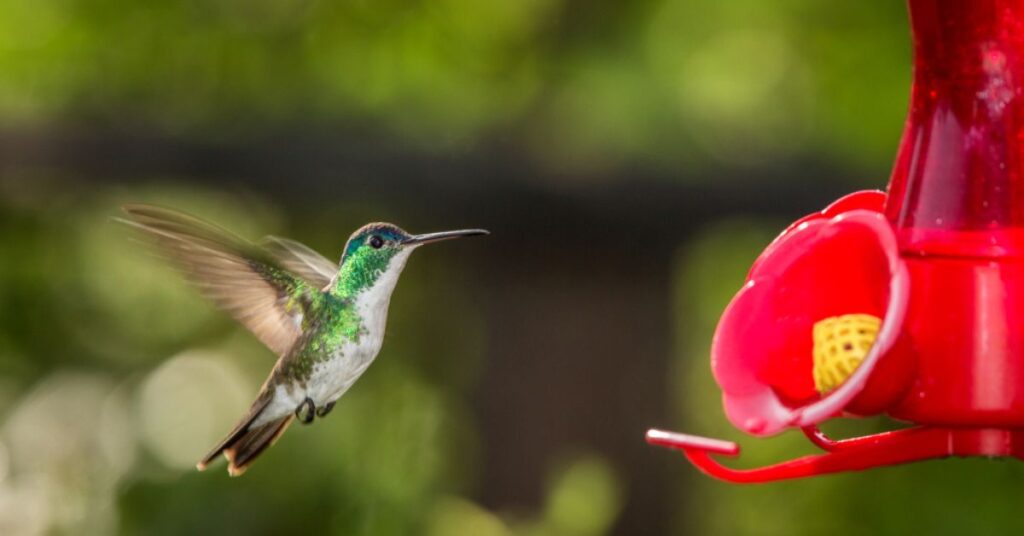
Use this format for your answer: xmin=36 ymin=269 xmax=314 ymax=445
xmin=120 ymin=205 xmax=488 ymax=476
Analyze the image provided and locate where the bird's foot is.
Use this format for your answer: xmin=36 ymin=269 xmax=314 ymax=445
xmin=315 ymin=401 xmax=336 ymax=418
xmin=295 ymin=397 xmax=315 ymax=424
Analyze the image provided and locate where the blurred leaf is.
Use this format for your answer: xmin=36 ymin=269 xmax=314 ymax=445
xmin=543 ymin=455 xmax=622 ymax=536
xmin=428 ymin=496 xmax=511 ymax=536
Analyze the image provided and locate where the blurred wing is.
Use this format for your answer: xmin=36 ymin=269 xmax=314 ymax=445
xmin=260 ymin=236 xmax=337 ymax=290
xmin=120 ymin=204 xmax=318 ymax=356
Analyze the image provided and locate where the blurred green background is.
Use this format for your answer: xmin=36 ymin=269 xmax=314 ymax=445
xmin=3 ymin=1 xmax=1024 ymax=535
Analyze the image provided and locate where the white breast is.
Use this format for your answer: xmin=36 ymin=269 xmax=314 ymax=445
xmin=303 ymin=249 xmax=412 ymax=405
xmin=258 ymin=249 xmax=413 ymax=422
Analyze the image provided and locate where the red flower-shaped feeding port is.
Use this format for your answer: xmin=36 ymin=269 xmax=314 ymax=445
xmin=714 ymin=191 xmax=912 ymax=436
xmin=647 ymin=0 xmax=1024 ymax=483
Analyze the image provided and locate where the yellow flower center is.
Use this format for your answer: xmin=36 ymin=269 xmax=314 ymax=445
xmin=812 ymin=314 xmax=881 ymax=394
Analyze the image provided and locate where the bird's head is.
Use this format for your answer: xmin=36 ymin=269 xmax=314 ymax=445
xmin=336 ymin=222 xmax=488 ymax=298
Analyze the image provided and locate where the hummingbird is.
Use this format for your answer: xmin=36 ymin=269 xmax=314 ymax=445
xmin=120 ymin=204 xmax=488 ymax=476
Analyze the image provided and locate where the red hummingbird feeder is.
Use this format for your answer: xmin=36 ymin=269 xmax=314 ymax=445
xmin=647 ymin=0 xmax=1024 ymax=483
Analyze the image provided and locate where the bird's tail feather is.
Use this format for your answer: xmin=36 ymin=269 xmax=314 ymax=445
xmin=197 ymin=399 xmax=293 ymax=477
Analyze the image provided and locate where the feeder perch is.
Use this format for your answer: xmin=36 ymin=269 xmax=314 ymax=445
xmin=648 ymin=0 xmax=1024 ymax=483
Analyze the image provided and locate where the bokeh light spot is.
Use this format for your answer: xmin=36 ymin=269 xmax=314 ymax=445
xmin=137 ymin=350 xmax=251 ymax=470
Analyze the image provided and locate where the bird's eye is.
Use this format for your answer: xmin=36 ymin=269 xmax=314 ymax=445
xmin=369 ymin=235 xmax=384 ymax=249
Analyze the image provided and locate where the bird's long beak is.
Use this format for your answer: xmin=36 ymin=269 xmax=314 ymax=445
xmin=402 ymin=229 xmax=489 ymax=246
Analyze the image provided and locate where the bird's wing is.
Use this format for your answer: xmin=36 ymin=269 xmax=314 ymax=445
xmin=260 ymin=236 xmax=337 ymax=290
xmin=120 ymin=204 xmax=322 ymax=356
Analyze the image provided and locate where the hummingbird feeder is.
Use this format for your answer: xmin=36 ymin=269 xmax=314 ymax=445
xmin=647 ymin=0 xmax=1024 ymax=483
